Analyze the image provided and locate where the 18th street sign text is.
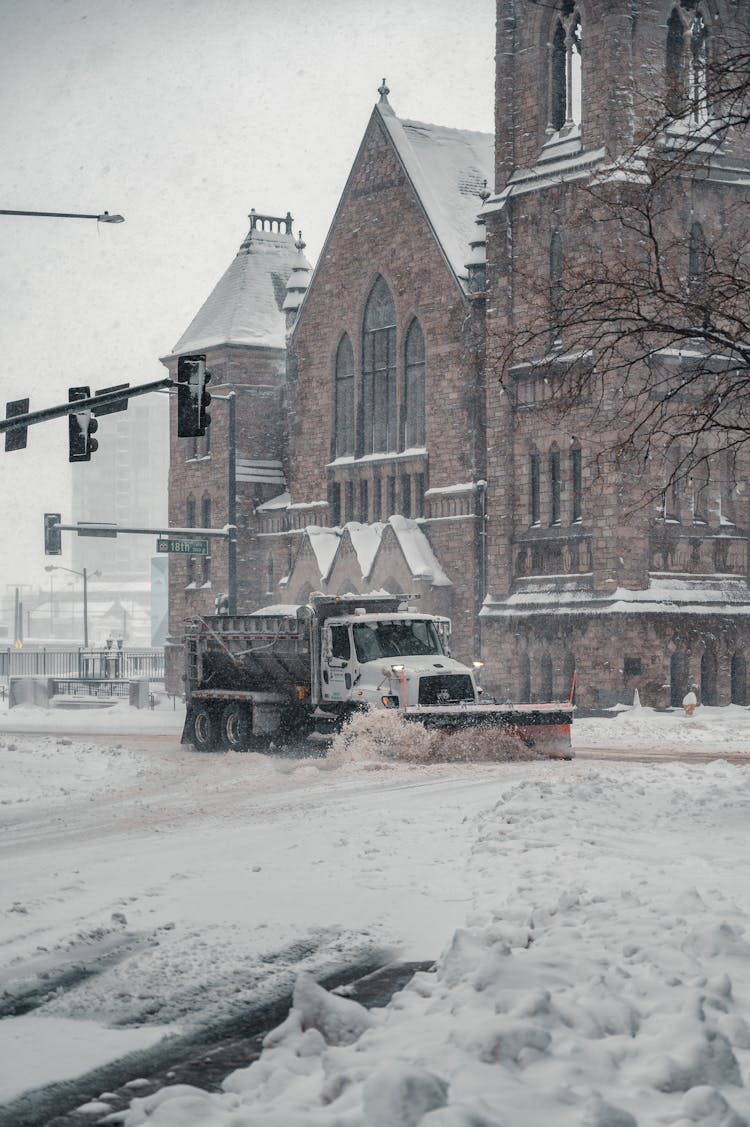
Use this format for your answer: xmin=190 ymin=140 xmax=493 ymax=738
xmin=156 ymin=537 xmax=209 ymax=555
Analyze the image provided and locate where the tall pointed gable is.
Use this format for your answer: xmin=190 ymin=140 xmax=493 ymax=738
xmin=374 ymin=82 xmax=493 ymax=292
xmin=169 ymin=210 xmax=300 ymax=356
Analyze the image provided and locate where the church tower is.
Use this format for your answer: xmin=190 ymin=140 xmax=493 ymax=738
xmin=162 ymin=210 xmax=308 ymax=692
xmin=481 ymin=1 xmax=750 ymax=708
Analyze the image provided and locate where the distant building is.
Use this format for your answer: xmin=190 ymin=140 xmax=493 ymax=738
xmin=71 ymin=395 xmax=169 ymax=580
xmin=165 ymin=2 xmax=750 ymax=708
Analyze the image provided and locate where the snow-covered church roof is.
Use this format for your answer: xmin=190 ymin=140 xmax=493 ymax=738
xmin=169 ymin=210 xmax=305 ymax=356
xmin=375 ymin=85 xmax=493 ymax=292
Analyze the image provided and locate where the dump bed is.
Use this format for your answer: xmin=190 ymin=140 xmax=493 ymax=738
xmin=184 ymin=608 xmax=314 ymax=697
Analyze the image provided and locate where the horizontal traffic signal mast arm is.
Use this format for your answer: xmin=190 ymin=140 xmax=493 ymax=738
xmin=0 ymin=378 xmax=173 ymax=438
xmin=51 ymin=521 xmax=236 ymax=538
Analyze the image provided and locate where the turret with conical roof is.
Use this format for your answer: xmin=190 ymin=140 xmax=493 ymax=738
xmin=168 ymin=209 xmax=300 ymax=357
xmin=162 ymin=207 xmax=308 ymax=685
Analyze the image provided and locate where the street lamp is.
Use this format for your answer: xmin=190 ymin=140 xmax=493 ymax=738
xmin=0 ymin=209 xmax=125 ymax=223
xmin=44 ymin=565 xmax=100 ymax=647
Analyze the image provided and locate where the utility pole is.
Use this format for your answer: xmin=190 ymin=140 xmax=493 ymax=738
xmin=83 ymin=567 xmax=89 ymax=648
xmin=227 ymin=393 xmax=237 ymax=614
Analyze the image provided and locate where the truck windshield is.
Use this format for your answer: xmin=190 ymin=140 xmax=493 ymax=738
xmin=352 ymin=619 xmax=443 ymax=662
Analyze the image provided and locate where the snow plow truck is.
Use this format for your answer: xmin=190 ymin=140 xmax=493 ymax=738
xmin=181 ymin=593 xmax=574 ymax=758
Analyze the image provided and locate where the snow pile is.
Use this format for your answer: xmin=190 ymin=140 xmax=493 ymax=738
xmin=575 ymin=704 xmax=750 ymax=752
xmin=0 ymin=695 xmax=185 ymax=736
xmin=0 ymin=733 xmax=139 ymax=806
xmin=118 ymin=762 xmax=750 ymax=1126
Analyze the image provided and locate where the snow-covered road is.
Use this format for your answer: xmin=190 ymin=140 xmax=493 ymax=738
xmin=1 ymin=702 xmax=750 ymax=1125
xmin=1 ymin=714 xmax=545 ymax=1105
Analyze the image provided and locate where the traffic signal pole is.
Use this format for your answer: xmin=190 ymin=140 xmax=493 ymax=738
xmin=48 ymin=521 xmax=236 ymax=539
xmin=0 ymin=378 xmax=173 ymax=440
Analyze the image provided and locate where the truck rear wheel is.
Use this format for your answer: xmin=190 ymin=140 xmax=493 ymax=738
xmin=221 ymin=703 xmax=253 ymax=751
xmin=190 ymin=705 xmax=221 ymax=752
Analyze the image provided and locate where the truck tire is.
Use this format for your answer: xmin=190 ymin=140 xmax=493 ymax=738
xmin=221 ymin=703 xmax=253 ymax=751
xmin=190 ymin=705 xmax=222 ymax=753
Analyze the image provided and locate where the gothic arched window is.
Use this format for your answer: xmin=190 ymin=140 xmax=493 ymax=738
xmin=550 ymin=3 xmax=583 ymax=133
xmin=530 ymin=450 xmax=541 ymax=526
xmin=185 ymin=494 xmax=196 ymax=584
xmin=688 ymin=220 xmax=707 ymax=291
xmin=550 ymin=230 xmax=563 ymax=343
xmin=550 ymin=443 xmax=562 ymax=525
xmin=666 ymin=8 xmax=687 ymax=115
xmin=689 ymin=10 xmax=709 ymax=123
xmin=362 ymin=277 xmax=397 ymax=454
xmin=201 ymin=495 xmax=212 ymax=582
xmin=404 ymin=319 xmax=425 ymax=449
xmin=334 ymin=334 xmax=355 ymax=457
xmin=666 ymin=4 xmax=710 ymax=123
xmin=570 ymin=440 xmax=582 ymax=522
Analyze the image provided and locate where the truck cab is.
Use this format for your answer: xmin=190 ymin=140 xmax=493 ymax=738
xmin=319 ymin=607 xmax=477 ymax=710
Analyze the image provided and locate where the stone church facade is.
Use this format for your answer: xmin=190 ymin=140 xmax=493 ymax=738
xmin=165 ymin=1 xmax=750 ymax=708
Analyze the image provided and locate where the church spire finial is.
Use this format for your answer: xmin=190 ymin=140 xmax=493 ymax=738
xmin=378 ymin=78 xmax=390 ymax=104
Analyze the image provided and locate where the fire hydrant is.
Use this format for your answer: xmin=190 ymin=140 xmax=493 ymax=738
xmin=682 ymin=689 xmax=698 ymax=717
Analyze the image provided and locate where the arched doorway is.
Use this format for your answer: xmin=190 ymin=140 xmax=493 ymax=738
xmin=670 ymin=651 xmax=688 ymax=707
xmin=563 ymin=652 xmax=576 ymax=703
xmin=701 ymin=649 xmax=718 ymax=706
xmin=731 ymin=651 xmax=747 ymax=706
xmin=540 ymin=653 xmax=554 ymax=703
xmin=519 ymin=654 xmax=531 ymax=703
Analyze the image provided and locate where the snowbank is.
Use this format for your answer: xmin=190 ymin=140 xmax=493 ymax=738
xmin=117 ymin=758 xmax=750 ymax=1126
xmin=574 ymin=704 xmax=750 ymax=752
xmin=2 ymin=702 xmax=750 ymax=1124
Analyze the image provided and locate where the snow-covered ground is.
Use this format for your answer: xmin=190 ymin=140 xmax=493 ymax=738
xmin=1 ymin=701 xmax=749 ymax=1125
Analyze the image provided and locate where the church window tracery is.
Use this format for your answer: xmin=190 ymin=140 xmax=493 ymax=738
xmin=362 ymin=277 xmax=397 ymax=455
xmin=404 ymin=318 xmax=426 ymax=449
xmin=549 ymin=2 xmax=582 ymax=133
xmin=666 ymin=3 xmax=710 ymax=124
xmin=334 ymin=334 xmax=355 ymax=457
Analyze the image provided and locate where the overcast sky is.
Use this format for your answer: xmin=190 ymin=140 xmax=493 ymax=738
xmin=0 ymin=0 xmax=495 ymax=609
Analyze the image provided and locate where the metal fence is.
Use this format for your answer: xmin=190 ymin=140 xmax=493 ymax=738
xmin=53 ymin=678 xmax=132 ymax=699
xmin=0 ymin=647 xmax=164 ymax=681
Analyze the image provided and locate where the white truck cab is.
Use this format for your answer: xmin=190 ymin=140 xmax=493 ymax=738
xmin=320 ymin=610 xmax=477 ymax=710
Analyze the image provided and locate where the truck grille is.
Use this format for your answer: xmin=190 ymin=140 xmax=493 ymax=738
xmin=418 ymin=674 xmax=474 ymax=706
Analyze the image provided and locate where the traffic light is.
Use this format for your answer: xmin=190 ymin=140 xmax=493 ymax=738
xmin=68 ymin=386 xmax=98 ymax=462
xmin=44 ymin=513 xmax=62 ymax=555
xmin=4 ymin=398 xmax=29 ymax=451
xmin=177 ymin=354 xmax=211 ymax=437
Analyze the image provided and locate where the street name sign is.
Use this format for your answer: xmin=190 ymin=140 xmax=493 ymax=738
xmin=157 ymin=537 xmax=209 ymax=555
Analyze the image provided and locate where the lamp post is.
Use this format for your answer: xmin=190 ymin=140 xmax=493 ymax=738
xmin=0 ymin=209 xmax=124 ymax=223
xmin=44 ymin=565 xmax=99 ymax=647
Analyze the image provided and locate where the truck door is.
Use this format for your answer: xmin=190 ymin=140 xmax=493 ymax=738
xmin=322 ymin=624 xmax=352 ymax=701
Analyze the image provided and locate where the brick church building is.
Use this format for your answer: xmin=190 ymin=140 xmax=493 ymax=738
xmin=164 ymin=0 xmax=750 ymax=709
